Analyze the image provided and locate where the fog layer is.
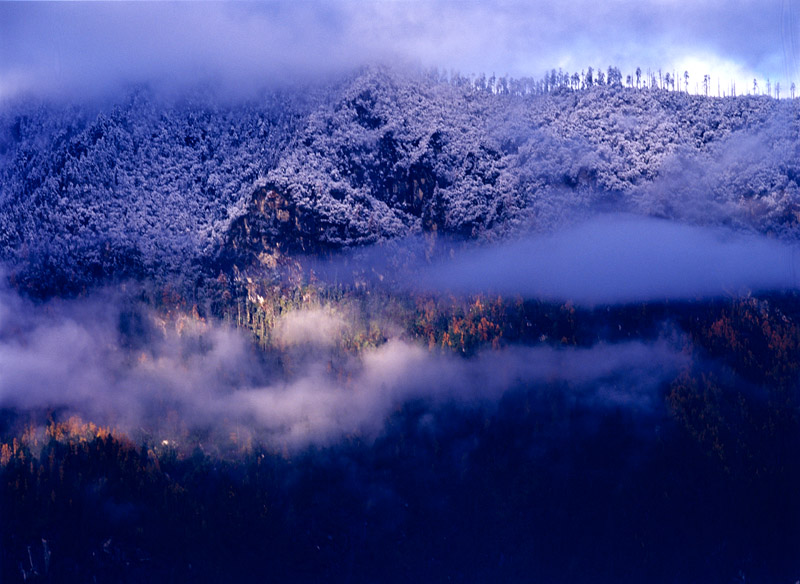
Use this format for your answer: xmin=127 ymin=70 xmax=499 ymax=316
xmin=417 ymin=215 xmax=800 ymax=304
xmin=0 ymin=283 xmax=686 ymax=448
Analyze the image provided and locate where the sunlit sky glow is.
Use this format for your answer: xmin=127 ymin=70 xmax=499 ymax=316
xmin=0 ymin=0 xmax=798 ymax=100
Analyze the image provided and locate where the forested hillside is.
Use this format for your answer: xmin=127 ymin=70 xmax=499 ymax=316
xmin=1 ymin=66 xmax=798 ymax=297
xmin=2 ymin=65 xmax=800 ymax=583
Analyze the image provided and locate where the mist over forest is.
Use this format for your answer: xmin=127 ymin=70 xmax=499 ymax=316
xmin=2 ymin=59 xmax=800 ymax=583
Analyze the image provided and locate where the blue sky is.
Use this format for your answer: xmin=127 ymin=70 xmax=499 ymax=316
xmin=0 ymin=0 xmax=798 ymax=100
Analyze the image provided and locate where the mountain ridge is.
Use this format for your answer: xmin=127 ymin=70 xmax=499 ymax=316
xmin=1 ymin=66 xmax=797 ymax=297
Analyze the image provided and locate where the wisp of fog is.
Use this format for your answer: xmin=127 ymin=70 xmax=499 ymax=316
xmin=0 ymin=280 xmax=687 ymax=449
xmin=417 ymin=215 xmax=800 ymax=304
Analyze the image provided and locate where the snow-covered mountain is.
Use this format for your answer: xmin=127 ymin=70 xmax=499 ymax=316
xmin=1 ymin=66 xmax=798 ymax=296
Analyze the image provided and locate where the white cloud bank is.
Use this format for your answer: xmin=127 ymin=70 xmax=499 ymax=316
xmin=417 ymin=215 xmax=800 ymax=305
xmin=0 ymin=0 xmax=795 ymax=101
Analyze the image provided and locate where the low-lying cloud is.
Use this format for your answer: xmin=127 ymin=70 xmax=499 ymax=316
xmin=0 ymin=284 xmax=687 ymax=449
xmin=417 ymin=215 xmax=800 ymax=305
xmin=272 ymin=308 xmax=347 ymax=348
xmin=231 ymin=337 xmax=686 ymax=445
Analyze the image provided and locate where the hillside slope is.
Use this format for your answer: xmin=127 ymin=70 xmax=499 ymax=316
xmin=1 ymin=67 xmax=798 ymax=296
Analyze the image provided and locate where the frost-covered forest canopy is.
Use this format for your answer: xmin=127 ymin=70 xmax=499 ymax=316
xmin=1 ymin=65 xmax=799 ymax=297
xmin=3 ymin=63 xmax=800 ymax=584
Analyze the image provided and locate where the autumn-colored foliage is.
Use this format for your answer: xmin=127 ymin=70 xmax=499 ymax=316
xmin=667 ymin=295 xmax=800 ymax=479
